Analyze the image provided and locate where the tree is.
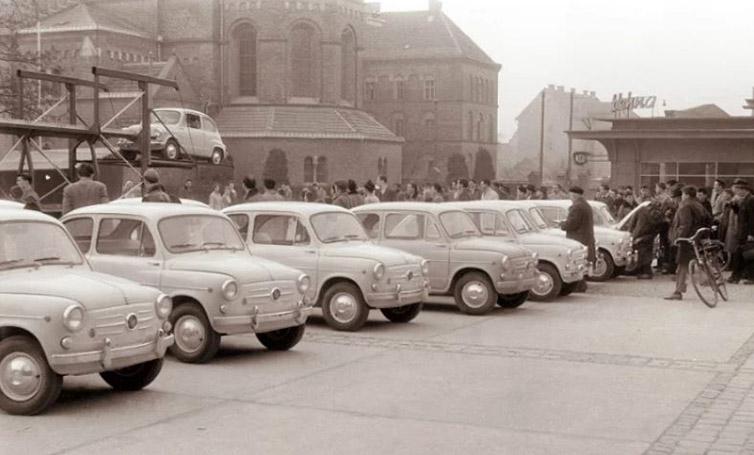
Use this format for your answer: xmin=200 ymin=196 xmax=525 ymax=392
xmin=262 ymin=148 xmax=289 ymax=184
xmin=446 ymin=152 xmax=468 ymax=184
xmin=473 ymin=147 xmax=495 ymax=181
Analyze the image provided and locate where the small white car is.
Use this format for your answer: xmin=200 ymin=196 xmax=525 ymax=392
xmin=0 ymin=200 xmax=23 ymax=209
xmin=0 ymin=208 xmax=173 ymax=415
xmin=62 ymin=203 xmax=311 ymax=363
xmin=450 ymin=201 xmax=588 ymax=301
xmin=523 ymin=200 xmax=636 ymax=281
xmin=224 ymin=203 xmax=428 ymax=332
xmin=111 ymin=197 xmax=209 ymax=208
xmin=119 ymin=108 xmax=228 ymax=165
xmin=353 ymin=202 xmax=539 ymax=313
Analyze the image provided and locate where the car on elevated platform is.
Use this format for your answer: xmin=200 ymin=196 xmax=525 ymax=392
xmin=118 ymin=108 xmax=229 ymax=165
xmin=448 ymin=201 xmax=589 ymax=302
xmin=352 ymin=202 xmax=539 ymax=313
xmin=224 ymin=202 xmax=428 ymax=331
xmin=61 ymin=203 xmax=311 ymax=363
xmin=0 ymin=207 xmax=173 ymax=415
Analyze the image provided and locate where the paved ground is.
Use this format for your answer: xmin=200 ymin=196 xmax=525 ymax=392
xmin=2 ymin=277 xmax=754 ymax=454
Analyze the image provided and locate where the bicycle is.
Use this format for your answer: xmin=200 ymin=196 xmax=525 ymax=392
xmin=675 ymin=227 xmax=728 ymax=308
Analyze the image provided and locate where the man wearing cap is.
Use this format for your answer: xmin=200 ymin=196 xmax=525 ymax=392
xmin=729 ymin=179 xmax=754 ymax=284
xmin=141 ymin=168 xmax=173 ymax=203
xmin=561 ymin=186 xmax=596 ymax=265
xmin=665 ymin=186 xmax=712 ymax=300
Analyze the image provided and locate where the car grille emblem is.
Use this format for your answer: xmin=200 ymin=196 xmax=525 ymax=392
xmin=126 ymin=313 xmax=138 ymax=330
xmin=271 ymin=288 xmax=281 ymax=300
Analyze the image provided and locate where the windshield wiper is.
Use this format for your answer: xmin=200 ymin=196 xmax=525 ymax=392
xmin=170 ymin=243 xmax=199 ymax=250
xmin=200 ymin=242 xmax=242 ymax=251
xmin=321 ymin=236 xmax=346 ymax=244
xmin=32 ymin=257 xmax=77 ymax=266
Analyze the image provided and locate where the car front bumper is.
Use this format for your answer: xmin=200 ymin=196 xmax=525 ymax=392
xmin=213 ymin=300 xmax=312 ymax=335
xmin=49 ymin=328 xmax=174 ymax=376
xmin=495 ymin=274 xmax=538 ymax=295
xmin=366 ymin=284 xmax=428 ymax=309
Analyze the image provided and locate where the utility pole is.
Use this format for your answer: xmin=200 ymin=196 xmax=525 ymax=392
xmin=566 ymin=88 xmax=574 ymax=185
xmin=538 ymin=89 xmax=545 ymax=186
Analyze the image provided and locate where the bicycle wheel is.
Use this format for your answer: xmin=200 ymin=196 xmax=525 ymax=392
xmin=689 ymin=259 xmax=718 ymax=308
xmin=708 ymin=252 xmax=728 ymax=302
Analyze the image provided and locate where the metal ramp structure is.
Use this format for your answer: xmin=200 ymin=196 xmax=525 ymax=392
xmin=0 ymin=66 xmax=199 ymax=211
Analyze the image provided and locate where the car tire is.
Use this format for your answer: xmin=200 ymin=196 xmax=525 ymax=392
xmin=321 ymin=282 xmax=370 ymax=331
xmin=162 ymin=138 xmax=180 ymax=161
xmin=589 ymin=250 xmax=615 ymax=282
xmin=529 ymin=263 xmax=562 ymax=302
xmin=256 ymin=325 xmax=306 ymax=351
xmin=0 ymin=336 xmax=62 ymax=416
xmin=496 ymin=291 xmax=529 ymax=308
xmin=169 ymin=303 xmax=221 ymax=364
xmin=210 ymin=149 xmax=224 ymax=165
xmin=99 ymin=358 xmax=163 ymax=391
xmin=381 ymin=303 xmax=423 ymax=323
xmin=453 ymin=271 xmax=497 ymax=315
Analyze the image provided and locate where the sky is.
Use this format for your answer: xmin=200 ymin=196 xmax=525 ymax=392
xmin=378 ymin=0 xmax=754 ymax=140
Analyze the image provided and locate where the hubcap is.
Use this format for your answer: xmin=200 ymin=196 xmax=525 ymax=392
xmin=534 ymin=272 xmax=554 ymax=296
xmin=461 ymin=281 xmax=489 ymax=308
xmin=166 ymin=143 xmax=178 ymax=159
xmin=212 ymin=151 xmax=222 ymax=164
xmin=330 ymin=293 xmax=358 ymax=324
xmin=594 ymin=255 xmax=607 ymax=278
xmin=0 ymin=353 xmax=42 ymax=402
xmin=175 ymin=315 xmax=206 ymax=354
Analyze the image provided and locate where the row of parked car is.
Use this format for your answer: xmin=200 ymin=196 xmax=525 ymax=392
xmin=0 ymin=197 xmax=634 ymax=415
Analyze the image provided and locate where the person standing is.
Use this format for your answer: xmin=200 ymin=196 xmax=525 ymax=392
xmin=14 ymin=173 xmax=41 ymax=210
xmin=629 ymin=200 xmax=662 ymax=279
xmin=665 ymin=186 xmax=711 ymax=300
xmin=348 ymin=180 xmax=365 ymax=207
xmin=180 ymin=178 xmax=195 ymax=200
xmin=729 ymin=180 xmax=754 ymax=284
xmin=377 ymin=175 xmax=396 ymax=202
xmin=480 ymin=180 xmax=499 ymax=200
xmin=242 ymin=176 xmax=258 ymax=201
xmin=225 ymin=182 xmax=238 ymax=205
xmin=455 ymin=179 xmax=473 ymax=201
xmin=363 ymin=180 xmax=380 ymax=204
xmin=62 ymin=163 xmax=109 ymax=214
xmin=332 ymin=180 xmax=352 ymax=208
xmin=208 ymin=183 xmax=225 ymax=210
xmin=560 ymin=186 xmax=596 ymax=265
xmin=251 ymin=179 xmax=285 ymax=202
xmin=141 ymin=169 xmax=173 ymax=203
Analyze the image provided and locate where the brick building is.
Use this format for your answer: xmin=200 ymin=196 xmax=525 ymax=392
xmin=8 ymin=0 xmax=497 ymax=185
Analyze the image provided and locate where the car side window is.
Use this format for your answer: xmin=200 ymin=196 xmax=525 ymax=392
xmin=228 ymin=214 xmax=250 ymax=240
xmin=356 ymin=213 xmax=381 ymax=239
xmin=385 ymin=213 xmax=425 ymax=240
xmin=425 ymin=220 xmax=442 ymax=240
xmin=202 ymin=117 xmax=218 ymax=133
xmin=539 ymin=207 xmax=566 ymax=223
xmin=96 ymin=218 xmax=156 ymax=257
xmin=252 ymin=215 xmax=310 ymax=246
xmin=186 ymin=113 xmax=201 ymax=130
xmin=63 ymin=217 xmax=94 ymax=252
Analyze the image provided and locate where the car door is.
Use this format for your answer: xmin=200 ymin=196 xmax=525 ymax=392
xmin=86 ymin=216 xmax=162 ymax=289
xmin=184 ymin=112 xmax=206 ymax=157
xmin=236 ymin=213 xmax=319 ymax=301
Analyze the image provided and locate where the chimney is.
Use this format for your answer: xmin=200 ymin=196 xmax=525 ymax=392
xmin=582 ymin=90 xmax=589 ymax=96
xmin=547 ymin=84 xmax=555 ymax=90
xmin=556 ymin=85 xmax=564 ymax=92
xmin=590 ymin=91 xmax=596 ymax=97
xmin=429 ymin=0 xmax=443 ymax=12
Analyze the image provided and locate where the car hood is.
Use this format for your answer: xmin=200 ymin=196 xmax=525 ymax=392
xmin=167 ymin=251 xmax=300 ymax=283
xmin=541 ymin=227 xmax=628 ymax=245
xmin=321 ymin=242 xmax=420 ymax=266
xmin=0 ymin=268 xmax=158 ymax=309
xmin=519 ymin=233 xmax=585 ymax=249
xmin=454 ymin=238 xmax=532 ymax=257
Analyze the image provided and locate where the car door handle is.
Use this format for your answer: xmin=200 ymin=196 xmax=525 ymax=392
xmin=304 ymin=250 xmax=316 ymax=255
xmin=147 ymin=261 xmax=161 ymax=267
xmin=432 ymin=244 xmax=447 ymax=248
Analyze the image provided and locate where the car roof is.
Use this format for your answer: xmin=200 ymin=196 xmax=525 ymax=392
xmin=64 ymin=202 xmax=225 ymax=219
xmin=446 ymin=201 xmax=534 ymax=211
xmin=224 ymin=202 xmax=352 ymax=216
xmin=0 ymin=207 xmax=62 ymax=223
xmin=0 ymin=200 xmax=24 ymax=209
xmin=110 ymin=197 xmax=209 ymax=208
xmin=354 ymin=202 xmax=465 ymax=215
xmin=153 ymin=107 xmax=207 ymax=117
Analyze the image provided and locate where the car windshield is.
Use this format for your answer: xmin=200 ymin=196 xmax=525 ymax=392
xmin=595 ymin=206 xmax=616 ymax=226
xmin=311 ymin=212 xmax=368 ymax=243
xmin=506 ymin=209 xmax=534 ymax=234
xmin=439 ymin=211 xmax=481 ymax=239
xmin=158 ymin=215 xmax=245 ymax=253
xmin=528 ymin=208 xmax=552 ymax=229
xmin=0 ymin=221 xmax=83 ymax=270
xmin=467 ymin=211 xmax=510 ymax=237
xmin=151 ymin=110 xmax=181 ymax=125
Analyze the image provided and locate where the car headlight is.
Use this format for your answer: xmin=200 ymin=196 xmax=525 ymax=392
xmin=155 ymin=293 xmax=172 ymax=320
xmin=420 ymin=259 xmax=430 ymax=276
xmin=221 ymin=279 xmax=239 ymax=301
xmin=566 ymin=248 xmax=574 ymax=258
xmin=532 ymin=252 xmax=539 ymax=261
xmin=373 ymin=262 xmax=385 ymax=280
xmin=501 ymin=255 xmax=510 ymax=268
xmin=297 ymin=274 xmax=311 ymax=294
xmin=62 ymin=304 xmax=86 ymax=332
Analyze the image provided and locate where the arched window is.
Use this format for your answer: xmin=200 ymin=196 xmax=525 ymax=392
xmin=304 ymin=156 xmax=314 ymax=182
xmin=290 ymin=23 xmax=317 ymax=98
xmin=231 ymin=23 xmax=257 ymax=97
xmin=315 ymin=156 xmax=328 ymax=183
xmin=341 ymin=28 xmax=356 ymax=104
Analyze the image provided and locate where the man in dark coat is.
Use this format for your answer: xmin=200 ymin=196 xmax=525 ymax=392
xmin=62 ymin=163 xmax=109 ymax=214
xmin=665 ymin=186 xmax=711 ymax=300
xmin=332 ymin=180 xmax=352 ymax=209
xmin=729 ymin=179 xmax=754 ymax=283
xmin=561 ymin=186 xmax=596 ymax=264
xmin=628 ymin=200 xmax=662 ymax=279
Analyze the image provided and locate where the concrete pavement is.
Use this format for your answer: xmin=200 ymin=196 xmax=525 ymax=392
xmin=1 ymin=277 xmax=753 ymax=454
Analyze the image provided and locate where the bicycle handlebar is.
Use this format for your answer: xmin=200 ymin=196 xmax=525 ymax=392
xmin=675 ymin=227 xmax=712 ymax=245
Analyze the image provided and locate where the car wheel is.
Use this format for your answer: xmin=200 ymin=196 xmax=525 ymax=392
xmin=529 ymin=263 xmax=562 ymax=302
xmin=210 ymin=149 xmax=224 ymax=165
xmin=453 ymin=271 xmax=497 ymax=315
xmin=0 ymin=336 xmax=62 ymax=415
xmin=169 ymin=303 xmax=221 ymax=363
xmin=381 ymin=303 xmax=423 ymax=323
xmin=589 ymin=250 xmax=615 ymax=282
xmin=99 ymin=358 xmax=163 ymax=391
xmin=321 ymin=282 xmax=369 ymax=331
xmin=162 ymin=138 xmax=180 ymax=160
xmin=496 ymin=291 xmax=529 ymax=308
xmin=256 ymin=325 xmax=306 ymax=351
